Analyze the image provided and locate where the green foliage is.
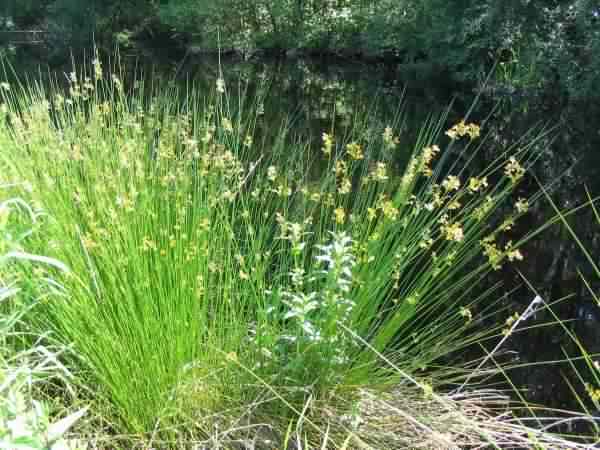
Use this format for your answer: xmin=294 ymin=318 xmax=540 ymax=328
xmin=3 ymin=0 xmax=598 ymax=99
xmin=153 ymin=0 xmax=599 ymax=97
xmin=260 ymin=231 xmax=360 ymax=390
xmin=0 ymin=196 xmax=86 ymax=450
xmin=0 ymin=0 xmax=52 ymax=27
xmin=156 ymin=0 xmax=366 ymax=50
xmin=0 ymin=56 xmax=548 ymax=443
xmin=157 ymin=0 xmax=213 ymax=35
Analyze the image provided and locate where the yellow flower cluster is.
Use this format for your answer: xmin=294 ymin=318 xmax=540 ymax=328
xmin=334 ymin=207 xmax=346 ymax=224
xmin=445 ymin=120 xmax=481 ymax=140
xmin=322 ymin=132 xmax=334 ymax=156
xmin=339 ymin=177 xmax=352 ymax=194
xmin=370 ymin=162 xmax=388 ymax=182
xmin=515 ymin=197 xmax=529 ymax=214
xmin=499 ymin=217 xmax=515 ymax=232
xmin=586 ymin=383 xmax=600 ymax=403
xmin=420 ymin=144 xmax=440 ymax=177
xmin=505 ymin=241 xmax=524 ymax=262
xmin=382 ymin=126 xmax=400 ymax=150
xmin=502 ymin=312 xmax=520 ymax=336
xmin=400 ymin=157 xmax=419 ymax=191
xmin=423 ymin=186 xmax=443 ymax=211
xmin=442 ymin=175 xmax=461 ymax=192
xmin=418 ymin=228 xmax=434 ymax=249
xmin=481 ymin=236 xmax=524 ymax=270
xmin=372 ymin=193 xmax=399 ymax=221
xmin=473 ymin=196 xmax=495 ymax=221
xmin=334 ymin=160 xmax=348 ymax=177
xmin=481 ymin=236 xmax=503 ymax=270
xmin=447 ymin=199 xmax=461 ymax=211
xmin=441 ymin=220 xmax=464 ymax=242
xmin=367 ymin=207 xmax=377 ymax=221
xmin=468 ymin=176 xmax=488 ymax=193
xmin=346 ymin=142 xmax=364 ymax=160
xmin=459 ymin=306 xmax=473 ymax=322
xmin=381 ymin=200 xmax=399 ymax=220
xmin=423 ymin=145 xmax=440 ymax=164
xmin=276 ymin=213 xmax=312 ymax=250
xmin=504 ymin=157 xmax=525 ymax=183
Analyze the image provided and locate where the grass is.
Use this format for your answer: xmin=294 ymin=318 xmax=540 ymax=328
xmin=0 ymin=56 xmax=598 ymax=448
xmin=536 ymin=185 xmax=600 ymax=436
xmin=0 ymin=191 xmax=86 ymax=450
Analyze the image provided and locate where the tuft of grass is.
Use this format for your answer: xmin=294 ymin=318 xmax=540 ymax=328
xmin=0 ymin=56 xmax=594 ymax=448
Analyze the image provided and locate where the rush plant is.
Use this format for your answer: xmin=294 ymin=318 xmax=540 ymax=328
xmin=0 ymin=58 xmax=585 ymax=447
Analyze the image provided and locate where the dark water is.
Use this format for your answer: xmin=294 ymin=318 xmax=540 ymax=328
xmin=6 ymin=45 xmax=600 ymax=427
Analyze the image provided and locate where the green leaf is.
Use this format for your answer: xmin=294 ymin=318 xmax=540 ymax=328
xmin=1 ymin=435 xmax=44 ymax=450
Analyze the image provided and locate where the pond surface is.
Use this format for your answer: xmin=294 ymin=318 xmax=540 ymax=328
xmin=7 ymin=46 xmax=600 ymax=421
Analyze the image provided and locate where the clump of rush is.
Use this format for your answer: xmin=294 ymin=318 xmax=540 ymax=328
xmin=0 ymin=56 xmax=591 ymax=449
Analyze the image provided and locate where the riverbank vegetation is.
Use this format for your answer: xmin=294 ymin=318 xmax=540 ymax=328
xmin=1 ymin=1 xmax=599 ymax=99
xmin=0 ymin=57 xmax=598 ymax=448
